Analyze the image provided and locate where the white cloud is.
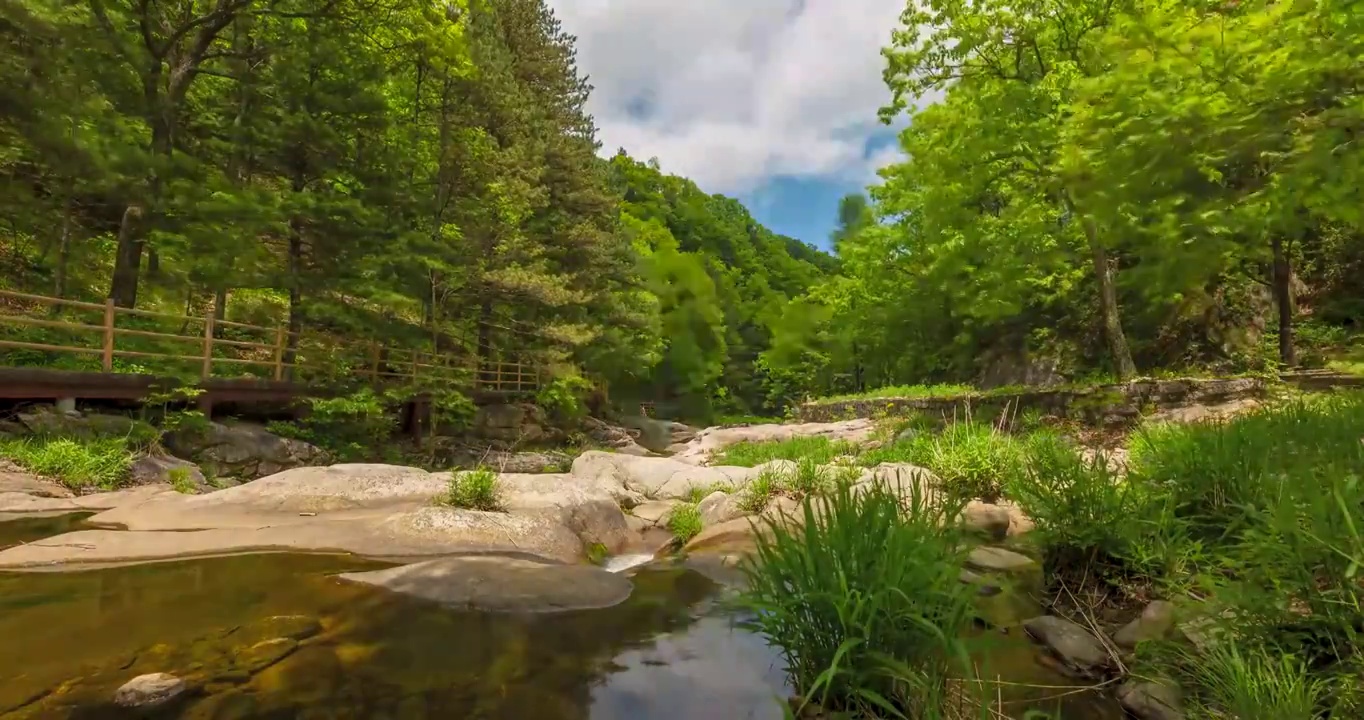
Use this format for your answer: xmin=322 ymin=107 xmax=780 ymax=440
xmin=547 ymin=0 xmax=910 ymax=194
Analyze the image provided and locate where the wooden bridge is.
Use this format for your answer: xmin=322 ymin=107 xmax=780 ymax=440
xmin=0 ymin=289 xmax=540 ymax=408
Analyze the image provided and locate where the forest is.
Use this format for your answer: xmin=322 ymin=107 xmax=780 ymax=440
xmin=2 ymin=0 xmax=1362 ymax=424
xmin=764 ymin=0 xmax=1364 ymax=400
xmin=0 ymin=0 xmax=834 ymax=423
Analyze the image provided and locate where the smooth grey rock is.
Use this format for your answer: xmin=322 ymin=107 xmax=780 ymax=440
xmin=113 ymin=672 xmax=186 ymax=708
xmin=967 ymin=546 xmax=1039 ymax=573
xmin=961 ymin=502 xmax=1011 ymax=541
xmin=1114 ymin=600 xmax=1177 ymax=650
xmin=1117 ymin=680 xmax=1185 ymax=720
xmin=339 ymin=556 xmax=634 ymax=612
xmin=1022 ymin=615 xmax=1113 ymax=678
xmin=697 ymin=491 xmax=745 ymax=526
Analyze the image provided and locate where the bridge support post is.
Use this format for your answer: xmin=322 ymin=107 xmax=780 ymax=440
xmin=55 ymin=397 xmax=76 ymax=414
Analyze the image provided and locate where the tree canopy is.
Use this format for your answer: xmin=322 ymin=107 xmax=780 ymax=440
xmin=0 ymin=0 xmax=834 ymax=421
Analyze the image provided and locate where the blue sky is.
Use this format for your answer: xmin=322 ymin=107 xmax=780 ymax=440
xmin=547 ymin=0 xmax=909 ymax=253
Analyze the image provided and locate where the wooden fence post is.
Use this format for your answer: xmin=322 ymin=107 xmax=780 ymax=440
xmin=201 ymin=306 xmax=216 ymax=379
xmin=411 ymin=350 xmax=419 ymax=380
xmin=102 ymin=299 xmax=115 ymax=372
xmin=273 ymin=326 xmax=286 ymax=381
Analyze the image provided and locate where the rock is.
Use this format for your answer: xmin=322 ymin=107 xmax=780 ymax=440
xmin=961 ymin=502 xmax=1011 ymax=541
xmin=129 ymin=454 xmax=207 ymax=490
xmin=1114 ymin=600 xmax=1177 ymax=650
xmin=697 ymin=491 xmax=745 ymax=526
xmin=472 ymin=403 xmax=548 ymax=443
xmin=967 ymin=546 xmax=1038 ymax=573
xmin=670 ymin=418 xmax=878 ymax=465
xmin=0 ymin=462 xmax=72 ymax=498
xmin=0 ymin=483 xmax=173 ymax=513
xmin=997 ymin=500 xmax=1036 ymax=537
xmin=624 ymin=514 xmax=651 ymax=533
xmin=618 ymin=415 xmax=676 ymax=453
xmin=958 ymin=569 xmax=1003 ymax=597
xmin=570 ymin=451 xmax=763 ymax=500
xmin=682 ymin=516 xmax=762 ymax=556
xmin=497 ymin=473 xmax=634 ymax=553
xmin=339 ymin=555 xmax=634 ymax=612
xmin=113 ymin=672 xmax=187 ymax=709
xmin=854 ymin=462 xmax=940 ymax=506
xmin=166 ymin=421 xmax=325 ymax=481
xmin=482 ymin=450 xmax=570 ymax=474
xmin=630 ymin=500 xmax=679 ymax=527
xmin=236 ymin=615 xmax=322 ymax=644
xmin=1117 ymin=680 xmax=1185 ymax=720
xmin=1022 ymin=616 xmax=1113 ymax=678
xmin=18 ymin=406 xmax=144 ymax=440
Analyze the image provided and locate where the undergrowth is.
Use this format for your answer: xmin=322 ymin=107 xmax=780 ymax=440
xmin=714 ymin=436 xmax=859 ymax=467
xmin=0 ymin=436 xmax=134 ymax=490
xmin=667 ymin=502 xmax=702 ymax=543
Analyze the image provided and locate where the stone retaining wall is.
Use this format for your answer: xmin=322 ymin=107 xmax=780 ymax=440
xmin=796 ymin=377 xmax=1269 ymax=426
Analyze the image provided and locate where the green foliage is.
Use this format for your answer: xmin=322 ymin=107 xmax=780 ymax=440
xmin=534 ymin=373 xmax=593 ymax=424
xmin=272 ymin=389 xmax=396 ymax=462
xmin=0 ymin=437 xmax=132 ymax=490
xmin=714 ymin=437 xmax=858 ymax=468
xmin=442 ymin=468 xmax=503 ymax=512
xmin=814 ymin=384 xmax=975 ymax=403
xmin=863 ymin=420 xmax=1027 ymax=502
xmin=666 ymin=502 xmax=702 ymax=543
xmin=1169 ymin=643 xmax=1333 ymax=720
xmin=584 ymin=542 xmax=609 ymax=566
xmin=167 ymin=466 xmax=196 ymax=494
xmin=736 ymin=470 xmax=780 ymax=514
xmin=735 ymin=481 xmax=976 ymax=718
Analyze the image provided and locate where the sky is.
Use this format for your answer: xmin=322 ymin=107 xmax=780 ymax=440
xmin=545 ymin=0 xmax=911 ymax=251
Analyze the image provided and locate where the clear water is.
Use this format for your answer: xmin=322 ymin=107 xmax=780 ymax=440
xmin=0 ymin=539 xmax=1124 ymax=719
xmin=0 ymin=511 xmax=95 ymax=550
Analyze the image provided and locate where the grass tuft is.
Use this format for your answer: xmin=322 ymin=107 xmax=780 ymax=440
xmin=667 ymin=502 xmax=703 ymax=543
xmin=861 ymin=419 xmax=1028 ymax=502
xmin=735 ymin=480 xmax=977 ymax=718
xmin=442 ymin=467 xmax=504 ymax=512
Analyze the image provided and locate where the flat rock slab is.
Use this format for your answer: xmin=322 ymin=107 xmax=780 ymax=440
xmin=339 ymin=556 xmax=634 ymax=612
xmin=1022 ymin=615 xmax=1113 ymax=678
xmin=967 ymin=546 xmax=1039 ymax=573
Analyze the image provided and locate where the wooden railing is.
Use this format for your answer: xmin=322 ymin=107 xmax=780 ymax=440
xmin=0 ymin=289 xmax=539 ymax=394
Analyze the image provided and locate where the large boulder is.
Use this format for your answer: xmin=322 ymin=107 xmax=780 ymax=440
xmin=16 ymin=406 xmax=144 ymax=440
xmin=166 ymin=421 xmax=325 ymax=481
xmin=472 ymin=403 xmax=549 ymax=444
xmin=338 ymin=556 xmax=634 ymax=612
xmin=496 ymin=473 xmax=635 ymax=553
xmin=128 ymin=454 xmax=208 ymax=491
xmin=571 ymin=451 xmax=768 ymax=500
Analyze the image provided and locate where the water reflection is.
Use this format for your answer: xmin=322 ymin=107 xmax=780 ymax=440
xmin=0 ymin=511 xmax=95 ymax=550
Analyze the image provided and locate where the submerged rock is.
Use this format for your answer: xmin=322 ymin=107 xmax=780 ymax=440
xmin=339 ymin=556 xmax=634 ymax=612
xmin=1022 ymin=616 xmax=1113 ymax=678
xmin=1117 ymin=680 xmax=1185 ymax=720
xmin=113 ymin=672 xmax=187 ymax=708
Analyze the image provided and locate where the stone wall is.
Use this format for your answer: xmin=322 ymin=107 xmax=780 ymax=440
xmin=795 ymin=377 xmax=1270 ymax=426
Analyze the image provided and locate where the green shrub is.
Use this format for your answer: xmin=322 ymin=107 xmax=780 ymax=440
xmin=736 ymin=481 xmax=976 ymax=718
xmin=271 ymin=389 xmax=396 ymax=461
xmin=535 ymin=373 xmax=593 ymax=424
xmin=442 ymin=467 xmax=504 ymax=512
xmin=714 ymin=436 xmax=859 ymax=467
xmin=667 ymin=503 xmax=703 ymax=543
xmin=0 ymin=437 xmax=133 ymax=490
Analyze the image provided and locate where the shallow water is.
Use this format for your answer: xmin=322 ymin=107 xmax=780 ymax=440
xmin=0 ymin=511 xmax=95 ymax=550
xmin=0 ymin=549 xmax=1124 ymax=720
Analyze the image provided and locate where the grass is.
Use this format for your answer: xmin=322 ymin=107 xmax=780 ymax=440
xmin=0 ymin=436 xmax=134 ymax=490
xmin=167 ymin=466 xmax=196 ymax=494
xmin=736 ymin=469 xmax=781 ymax=513
xmin=667 ymin=502 xmax=703 ymax=543
xmin=812 ymin=383 xmax=977 ymax=404
xmin=861 ymin=419 xmax=1031 ymax=502
xmin=714 ymin=436 xmax=859 ymax=467
xmin=1168 ymin=643 xmax=1333 ymax=720
xmin=681 ymin=482 xmax=732 ymax=503
xmin=441 ymin=467 xmax=504 ymax=512
xmin=714 ymin=413 xmax=784 ymax=426
xmin=735 ymin=479 xmax=978 ymax=718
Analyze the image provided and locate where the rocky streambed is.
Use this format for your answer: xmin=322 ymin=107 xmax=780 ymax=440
xmin=0 ymin=418 xmax=1148 ymax=719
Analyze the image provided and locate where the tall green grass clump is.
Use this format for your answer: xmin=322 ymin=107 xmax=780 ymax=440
xmin=1160 ymin=642 xmax=1335 ymax=720
xmin=0 ymin=436 xmax=133 ymax=490
xmin=667 ymin=503 xmax=702 ymax=543
xmin=862 ymin=419 xmax=1027 ymax=502
xmin=714 ymin=436 xmax=859 ymax=467
xmin=442 ymin=467 xmax=504 ymax=512
xmin=736 ymin=481 xmax=978 ymax=718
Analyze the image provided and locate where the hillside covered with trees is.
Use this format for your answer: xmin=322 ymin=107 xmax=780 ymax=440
xmin=0 ymin=0 xmax=831 ymax=421
xmin=765 ymin=0 xmax=1364 ymax=402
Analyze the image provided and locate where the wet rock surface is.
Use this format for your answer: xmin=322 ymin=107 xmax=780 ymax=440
xmin=112 ymin=672 xmax=186 ymax=709
xmin=339 ymin=556 xmax=636 ymax=612
xmin=1022 ymin=616 xmax=1114 ymax=678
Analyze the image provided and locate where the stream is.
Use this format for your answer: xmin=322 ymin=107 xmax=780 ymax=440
xmin=0 ymin=514 xmax=1124 ymax=719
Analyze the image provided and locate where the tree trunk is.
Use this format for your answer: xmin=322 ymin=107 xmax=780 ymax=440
xmin=1271 ymin=235 xmax=1296 ymax=368
xmin=52 ymin=196 xmax=73 ymax=303
xmin=108 ymin=204 xmax=145 ymax=307
xmin=284 ymin=220 xmax=303 ymax=377
xmin=213 ymin=286 xmax=228 ymax=322
xmin=1064 ymin=192 xmax=1137 ymax=380
xmin=477 ymin=299 xmax=494 ymax=362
